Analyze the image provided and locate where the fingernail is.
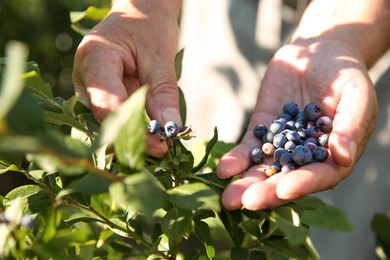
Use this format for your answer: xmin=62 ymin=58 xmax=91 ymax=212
xmin=349 ymin=141 xmax=357 ymax=163
xmin=162 ymin=107 xmax=182 ymax=126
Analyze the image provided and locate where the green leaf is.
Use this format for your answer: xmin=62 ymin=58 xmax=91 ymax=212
xmin=371 ymin=213 xmax=390 ymax=258
xmin=161 ymin=207 xmax=192 ymax=241
xmin=175 ymin=48 xmax=184 ymax=80
xmin=4 ymin=184 xmax=52 ymax=213
xmin=192 ymin=127 xmax=218 ymax=173
xmin=44 ymin=110 xmax=89 ymax=132
xmin=194 ymin=219 xmax=215 ymax=259
xmin=98 ymin=85 xmax=147 ymax=170
xmin=178 ymin=87 xmax=187 ymax=125
xmin=24 ymin=70 xmax=53 ymax=100
xmin=301 ymin=203 xmax=354 ymax=232
xmin=70 ymin=6 xmax=109 ymax=24
xmin=109 ymin=171 xmax=164 ymax=216
xmin=262 ymin=237 xmax=310 ymax=259
xmin=218 ymin=208 xmax=245 ymax=247
xmin=270 ymin=207 xmax=309 ymax=246
xmin=0 ymin=41 xmax=29 ymax=122
xmin=167 ymin=182 xmax=220 ymax=211
xmin=0 ymin=151 xmax=22 ymax=174
xmin=239 ymin=219 xmax=262 ymax=240
xmin=230 ymin=247 xmax=267 ymax=260
xmin=62 ymin=94 xmax=79 ymax=117
xmin=7 ymin=89 xmax=46 ymax=135
xmin=64 ymin=172 xmax=113 ymax=194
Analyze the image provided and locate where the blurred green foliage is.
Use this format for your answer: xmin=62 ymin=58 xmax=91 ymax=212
xmin=0 ymin=0 xmax=110 ymax=97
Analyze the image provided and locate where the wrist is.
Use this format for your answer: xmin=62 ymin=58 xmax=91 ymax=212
xmin=291 ymin=0 xmax=390 ymax=68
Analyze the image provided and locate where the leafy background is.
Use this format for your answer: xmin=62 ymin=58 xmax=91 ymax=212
xmin=0 ymin=0 xmax=109 ymax=195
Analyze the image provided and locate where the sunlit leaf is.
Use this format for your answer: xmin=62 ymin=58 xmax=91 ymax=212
xmin=167 ymin=182 xmax=220 ymax=211
xmin=161 ymin=207 xmax=192 ymax=241
xmin=98 ymin=86 xmax=147 ymax=170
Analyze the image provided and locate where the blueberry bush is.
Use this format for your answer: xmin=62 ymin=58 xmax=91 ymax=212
xmin=0 ymin=6 xmax=355 ymax=260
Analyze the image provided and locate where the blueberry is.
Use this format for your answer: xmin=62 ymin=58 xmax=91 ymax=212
xmin=304 ymin=141 xmax=318 ymax=151
xmin=294 ymin=119 xmax=308 ymax=130
xmin=278 ymin=113 xmax=293 ymax=122
xmin=281 ymin=163 xmax=297 ymax=173
xmin=147 ymin=120 xmax=160 ymax=134
xmin=274 ymin=148 xmax=288 ymax=163
xmin=316 ymin=116 xmax=333 ymax=133
xmin=250 ymin=148 xmax=265 ymax=164
xmin=280 ymin=152 xmax=293 ymax=166
xmin=263 ymin=131 xmax=276 ymax=143
xmin=283 ymin=102 xmax=299 ymax=117
xmin=292 ymin=145 xmax=313 ymax=166
xmin=164 ymin=121 xmax=179 ymax=138
xmin=296 ymin=111 xmax=306 ymax=121
xmin=20 ymin=214 xmax=37 ymax=229
xmin=318 ymin=133 xmax=329 ymax=147
xmin=284 ymin=140 xmax=296 ymax=151
xmin=253 ymin=124 xmax=268 ymax=139
xmin=270 ymin=119 xmax=286 ymax=134
xmin=304 ymin=102 xmax=323 ymax=121
xmin=313 ymin=146 xmax=329 ymax=162
xmin=286 ymin=130 xmax=301 ymax=144
xmin=273 ymin=133 xmax=287 ymax=149
xmin=286 ymin=120 xmax=296 ymax=130
xmin=297 ymin=130 xmax=307 ymax=140
xmin=307 ymin=126 xmax=322 ymax=138
xmin=304 ymin=137 xmax=318 ymax=146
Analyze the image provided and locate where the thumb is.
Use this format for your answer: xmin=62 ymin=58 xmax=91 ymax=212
xmin=329 ymin=74 xmax=378 ymax=167
xmin=144 ymin=64 xmax=182 ymax=128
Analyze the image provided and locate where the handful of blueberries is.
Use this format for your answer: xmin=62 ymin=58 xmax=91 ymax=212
xmin=250 ymin=102 xmax=332 ymax=176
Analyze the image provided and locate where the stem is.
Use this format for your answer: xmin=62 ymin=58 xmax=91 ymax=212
xmin=66 ymin=198 xmax=169 ymax=259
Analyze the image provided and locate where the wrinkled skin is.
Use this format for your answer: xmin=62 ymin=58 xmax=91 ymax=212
xmin=217 ymin=36 xmax=378 ymax=210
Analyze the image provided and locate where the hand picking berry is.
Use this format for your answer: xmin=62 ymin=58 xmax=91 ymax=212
xmin=249 ymin=102 xmax=331 ymax=176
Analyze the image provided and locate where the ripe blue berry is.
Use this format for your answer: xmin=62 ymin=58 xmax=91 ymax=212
xmin=316 ymin=116 xmax=333 ymax=133
xmin=263 ymin=132 xmax=276 ymax=143
xmin=283 ymin=102 xmax=299 ymax=117
xmin=282 ymin=163 xmax=297 ymax=173
xmin=284 ymin=140 xmax=296 ymax=151
xmin=250 ymin=148 xmax=265 ymax=164
xmin=278 ymin=113 xmax=293 ymax=122
xmin=274 ymin=148 xmax=288 ymax=163
xmin=313 ymin=146 xmax=329 ymax=162
xmin=147 ymin=120 xmax=160 ymax=134
xmin=279 ymin=152 xmax=293 ymax=166
xmin=20 ymin=214 xmax=37 ymax=229
xmin=307 ymin=126 xmax=321 ymax=138
xmin=292 ymin=145 xmax=313 ymax=166
xmin=164 ymin=121 xmax=179 ymax=138
xmin=318 ymin=133 xmax=329 ymax=147
xmin=304 ymin=102 xmax=323 ymax=121
xmin=286 ymin=130 xmax=301 ymax=144
xmin=253 ymin=124 xmax=268 ymax=139
xmin=270 ymin=119 xmax=286 ymax=134
xmin=273 ymin=133 xmax=287 ymax=149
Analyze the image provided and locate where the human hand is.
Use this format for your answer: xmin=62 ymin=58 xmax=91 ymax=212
xmin=217 ymin=36 xmax=378 ymax=210
xmin=72 ymin=0 xmax=182 ymax=157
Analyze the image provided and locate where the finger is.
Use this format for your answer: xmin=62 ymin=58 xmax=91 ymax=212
xmin=143 ymin=63 xmax=182 ymax=128
xmin=221 ymin=166 xmax=268 ymax=210
xmin=329 ymin=74 xmax=377 ymax=167
xmin=275 ymin=156 xmax=344 ymax=200
xmin=75 ymin=44 xmax=129 ymax=122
